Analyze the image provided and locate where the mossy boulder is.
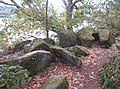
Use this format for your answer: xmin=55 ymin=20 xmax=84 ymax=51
xmin=24 ymin=39 xmax=56 ymax=61
xmin=9 ymin=39 xmax=52 ymax=53
xmin=111 ymin=28 xmax=120 ymax=37
xmin=112 ymin=28 xmax=119 ymax=37
xmin=41 ymin=75 xmax=69 ymax=89
xmin=58 ymin=30 xmax=77 ymax=47
xmin=25 ymin=39 xmax=50 ymax=52
xmin=77 ymin=27 xmax=95 ymax=47
xmin=98 ymin=30 xmax=115 ymax=48
xmin=117 ymin=32 xmax=120 ymax=36
xmin=77 ymin=27 xmax=115 ymax=48
xmin=43 ymin=38 xmax=55 ymax=45
xmin=116 ymin=43 xmax=120 ymax=50
xmin=51 ymin=46 xmax=82 ymax=67
xmin=65 ymin=45 xmax=90 ymax=57
xmin=8 ymin=40 xmax=31 ymax=53
xmin=0 ymin=50 xmax=52 ymax=75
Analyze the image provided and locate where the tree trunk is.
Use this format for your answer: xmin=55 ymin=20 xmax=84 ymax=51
xmin=46 ymin=0 xmax=49 ymax=39
xmin=66 ymin=0 xmax=73 ymax=20
xmin=66 ymin=6 xmax=73 ymax=29
xmin=66 ymin=0 xmax=73 ymax=30
xmin=62 ymin=0 xmax=81 ymax=30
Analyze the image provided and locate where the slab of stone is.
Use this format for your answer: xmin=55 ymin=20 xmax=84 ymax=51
xmin=41 ymin=75 xmax=69 ymax=89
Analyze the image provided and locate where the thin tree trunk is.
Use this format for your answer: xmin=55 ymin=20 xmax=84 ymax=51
xmin=66 ymin=6 xmax=73 ymax=30
xmin=46 ymin=0 xmax=49 ymax=39
xmin=66 ymin=0 xmax=73 ymax=20
xmin=66 ymin=0 xmax=73 ymax=30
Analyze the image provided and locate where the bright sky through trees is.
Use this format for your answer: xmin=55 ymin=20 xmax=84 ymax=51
xmin=0 ymin=0 xmax=104 ymax=12
xmin=0 ymin=0 xmax=63 ymax=9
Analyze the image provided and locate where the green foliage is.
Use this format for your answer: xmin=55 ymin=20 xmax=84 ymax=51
xmin=91 ymin=0 xmax=120 ymax=30
xmin=48 ymin=2 xmax=96 ymax=31
xmin=110 ymin=0 xmax=120 ymax=29
xmin=98 ymin=55 xmax=120 ymax=89
xmin=73 ymin=3 xmax=96 ymax=26
xmin=0 ymin=0 xmax=46 ymax=42
xmin=0 ymin=64 xmax=29 ymax=89
xmin=48 ymin=6 xmax=66 ymax=30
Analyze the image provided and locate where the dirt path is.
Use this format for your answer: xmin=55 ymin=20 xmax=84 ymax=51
xmin=18 ymin=36 xmax=119 ymax=89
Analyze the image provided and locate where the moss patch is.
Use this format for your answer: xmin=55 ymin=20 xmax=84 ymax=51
xmin=25 ymin=39 xmax=50 ymax=52
xmin=58 ymin=30 xmax=77 ymax=47
xmin=77 ymin=27 xmax=95 ymax=47
xmin=97 ymin=29 xmax=115 ymax=48
xmin=0 ymin=50 xmax=52 ymax=75
xmin=41 ymin=75 xmax=69 ymax=89
xmin=51 ymin=46 xmax=82 ymax=67
xmin=65 ymin=45 xmax=90 ymax=57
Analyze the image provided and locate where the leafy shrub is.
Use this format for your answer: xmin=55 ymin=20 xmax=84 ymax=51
xmin=0 ymin=64 xmax=30 ymax=89
xmin=98 ymin=55 xmax=120 ymax=89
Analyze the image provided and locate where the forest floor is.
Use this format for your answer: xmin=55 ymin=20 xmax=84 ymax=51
xmin=1 ymin=36 xmax=120 ymax=89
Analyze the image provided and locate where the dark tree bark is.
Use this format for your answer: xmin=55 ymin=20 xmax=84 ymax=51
xmin=46 ymin=0 xmax=49 ymax=39
xmin=66 ymin=0 xmax=73 ymax=20
xmin=0 ymin=0 xmax=21 ymax=8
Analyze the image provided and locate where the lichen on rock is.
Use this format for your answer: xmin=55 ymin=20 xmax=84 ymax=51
xmin=65 ymin=45 xmax=90 ymax=57
xmin=0 ymin=50 xmax=52 ymax=75
xmin=25 ymin=39 xmax=50 ymax=52
xmin=98 ymin=29 xmax=115 ymax=48
xmin=41 ymin=75 xmax=69 ymax=89
xmin=51 ymin=46 xmax=82 ymax=67
xmin=77 ymin=27 xmax=95 ymax=47
xmin=58 ymin=30 xmax=77 ymax=48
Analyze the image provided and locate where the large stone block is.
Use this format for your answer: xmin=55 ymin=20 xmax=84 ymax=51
xmin=58 ymin=30 xmax=77 ymax=47
xmin=51 ymin=46 xmax=82 ymax=67
xmin=98 ymin=30 xmax=115 ymax=48
xmin=41 ymin=75 xmax=69 ymax=89
xmin=0 ymin=50 xmax=52 ymax=75
xmin=65 ymin=45 xmax=90 ymax=57
xmin=77 ymin=27 xmax=95 ymax=47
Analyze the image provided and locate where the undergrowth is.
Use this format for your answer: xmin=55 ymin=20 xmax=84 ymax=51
xmin=98 ymin=55 xmax=120 ymax=89
xmin=0 ymin=64 xmax=29 ymax=89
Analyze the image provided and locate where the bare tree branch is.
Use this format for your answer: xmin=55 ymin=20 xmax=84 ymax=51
xmin=62 ymin=0 xmax=67 ymax=6
xmin=27 ymin=35 xmax=38 ymax=39
xmin=0 ymin=0 xmax=20 ymax=8
xmin=72 ymin=0 xmax=82 ymax=7
xmin=0 ymin=1 xmax=15 ymax=6
xmin=31 ymin=1 xmax=42 ymax=15
xmin=11 ymin=0 xmax=21 ymax=8
xmin=74 ymin=5 xmax=78 ymax=9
